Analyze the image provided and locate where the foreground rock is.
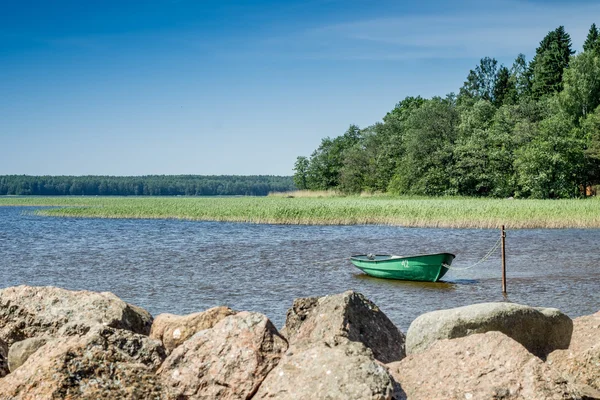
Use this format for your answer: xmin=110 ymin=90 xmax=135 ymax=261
xmin=281 ymin=290 xmax=405 ymax=363
xmin=389 ymin=331 xmax=585 ymax=400
xmin=406 ymin=302 xmax=572 ymax=358
xmin=556 ymin=310 xmax=600 ymax=354
xmin=2 ymin=285 xmax=597 ymax=400
xmin=0 ymin=285 xmax=153 ymax=346
xmin=7 ymin=336 xmax=49 ymax=372
xmin=547 ymin=311 xmax=600 ymax=396
xmin=0 ymin=326 xmax=166 ymax=399
xmin=0 ymin=338 xmax=7 ymax=378
xmin=159 ymin=311 xmax=287 ymax=399
xmin=255 ymin=339 xmax=398 ymax=399
xmin=150 ymin=306 xmax=236 ymax=354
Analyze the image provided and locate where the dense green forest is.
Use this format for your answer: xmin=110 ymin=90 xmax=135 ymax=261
xmin=0 ymin=175 xmax=295 ymax=196
xmin=294 ymin=25 xmax=600 ymax=198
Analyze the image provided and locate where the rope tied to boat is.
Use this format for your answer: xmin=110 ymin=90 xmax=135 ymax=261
xmin=444 ymin=237 xmax=502 ymax=271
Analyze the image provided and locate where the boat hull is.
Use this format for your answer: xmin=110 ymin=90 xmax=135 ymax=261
xmin=350 ymin=253 xmax=455 ymax=282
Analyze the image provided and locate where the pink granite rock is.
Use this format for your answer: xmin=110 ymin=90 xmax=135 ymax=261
xmin=254 ymin=339 xmax=398 ymax=399
xmin=0 ymin=325 xmax=165 ymax=399
xmin=159 ymin=311 xmax=287 ymax=399
xmin=388 ymin=331 xmax=584 ymax=400
xmin=0 ymin=285 xmax=153 ymax=346
xmin=547 ymin=310 xmax=600 ymax=397
xmin=150 ymin=306 xmax=236 ymax=354
xmin=0 ymin=338 xmax=8 ymax=377
xmin=281 ymin=290 xmax=405 ymax=363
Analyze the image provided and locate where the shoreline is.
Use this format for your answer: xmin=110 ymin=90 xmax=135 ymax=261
xmin=2 ymin=195 xmax=600 ymax=229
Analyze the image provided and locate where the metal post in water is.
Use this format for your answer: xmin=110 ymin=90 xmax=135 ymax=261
xmin=501 ymin=225 xmax=506 ymax=294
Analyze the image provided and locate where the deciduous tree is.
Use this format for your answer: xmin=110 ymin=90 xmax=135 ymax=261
xmin=293 ymin=157 xmax=310 ymax=190
xmin=388 ymin=98 xmax=458 ymax=195
xmin=559 ymin=51 xmax=600 ymax=121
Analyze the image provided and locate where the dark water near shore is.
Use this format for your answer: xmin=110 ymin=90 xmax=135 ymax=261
xmin=1 ymin=206 xmax=599 ymax=331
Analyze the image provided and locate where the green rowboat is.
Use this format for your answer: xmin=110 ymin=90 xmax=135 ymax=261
xmin=350 ymin=253 xmax=455 ymax=282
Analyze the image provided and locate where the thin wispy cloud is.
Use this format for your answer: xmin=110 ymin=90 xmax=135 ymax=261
xmin=273 ymin=0 xmax=600 ymax=61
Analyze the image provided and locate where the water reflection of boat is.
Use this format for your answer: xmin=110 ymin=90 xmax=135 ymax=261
xmin=350 ymin=253 xmax=455 ymax=282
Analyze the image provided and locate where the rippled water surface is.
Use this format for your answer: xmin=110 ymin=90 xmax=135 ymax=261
xmin=1 ymin=206 xmax=599 ymax=331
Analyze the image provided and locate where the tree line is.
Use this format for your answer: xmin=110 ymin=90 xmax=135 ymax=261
xmin=0 ymin=175 xmax=295 ymax=196
xmin=294 ymin=25 xmax=600 ymax=198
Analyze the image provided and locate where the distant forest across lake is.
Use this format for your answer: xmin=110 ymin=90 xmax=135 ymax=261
xmin=0 ymin=175 xmax=295 ymax=196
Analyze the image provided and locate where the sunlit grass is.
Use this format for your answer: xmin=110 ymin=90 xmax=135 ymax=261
xmin=269 ymin=190 xmax=384 ymax=198
xmin=268 ymin=190 xmax=344 ymax=198
xmin=1 ymin=196 xmax=600 ymax=228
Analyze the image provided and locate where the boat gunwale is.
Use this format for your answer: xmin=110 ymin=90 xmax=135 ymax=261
xmin=350 ymin=252 xmax=456 ymax=263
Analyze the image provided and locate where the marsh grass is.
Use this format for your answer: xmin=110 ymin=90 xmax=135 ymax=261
xmin=268 ymin=190 xmax=382 ymax=198
xmin=1 ymin=196 xmax=600 ymax=228
xmin=268 ymin=190 xmax=344 ymax=198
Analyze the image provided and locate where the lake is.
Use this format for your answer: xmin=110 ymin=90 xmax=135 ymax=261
xmin=1 ymin=206 xmax=599 ymax=331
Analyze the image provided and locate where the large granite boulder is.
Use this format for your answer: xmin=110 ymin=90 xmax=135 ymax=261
xmin=0 ymin=338 xmax=8 ymax=378
xmin=150 ymin=306 xmax=236 ymax=354
xmin=0 ymin=285 xmax=153 ymax=345
xmin=254 ymin=339 xmax=398 ymax=399
xmin=556 ymin=310 xmax=600 ymax=354
xmin=159 ymin=311 xmax=287 ymax=399
xmin=547 ymin=310 xmax=600 ymax=396
xmin=7 ymin=336 xmax=49 ymax=372
xmin=406 ymin=302 xmax=572 ymax=358
xmin=281 ymin=291 xmax=405 ymax=363
xmin=0 ymin=325 xmax=166 ymax=399
xmin=388 ymin=331 xmax=585 ymax=400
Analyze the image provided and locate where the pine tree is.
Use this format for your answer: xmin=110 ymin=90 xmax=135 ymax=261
xmin=511 ymin=54 xmax=531 ymax=99
xmin=529 ymin=26 xmax=574 ymax=98
xmin=493 ymin=66 xmax=515 ymax=106
xmin=583 ymin=23 xmax=599 ymax=53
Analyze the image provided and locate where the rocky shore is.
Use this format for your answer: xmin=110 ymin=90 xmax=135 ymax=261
xmin=0 ymin=285 xmax=598 ymax=399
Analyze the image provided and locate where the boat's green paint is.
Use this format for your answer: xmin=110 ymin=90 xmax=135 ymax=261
xmin=350 ymin=253 xmax=455 ymax=282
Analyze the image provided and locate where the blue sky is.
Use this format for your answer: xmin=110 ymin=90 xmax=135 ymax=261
xmin=1 ymin=0 xmax=599 ymax=176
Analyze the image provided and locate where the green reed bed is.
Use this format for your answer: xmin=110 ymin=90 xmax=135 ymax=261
xmin=1 ymin=196 xmax=600 ymax=228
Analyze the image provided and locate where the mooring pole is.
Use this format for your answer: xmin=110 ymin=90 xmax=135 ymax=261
xmin=501 ymin=225 xmax=507 ymax=294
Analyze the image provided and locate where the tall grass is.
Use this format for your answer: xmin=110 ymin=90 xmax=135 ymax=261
xmin=268 ymin=190 xmax=381 ymax=198
xmin=1 ymin=196 xmax=600 ymax=228
xmin=268 ymin=190 xmax=344 ymax=198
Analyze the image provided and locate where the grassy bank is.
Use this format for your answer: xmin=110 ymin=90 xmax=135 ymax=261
xmin=1 ymin=195 xmax=600 ymax=228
